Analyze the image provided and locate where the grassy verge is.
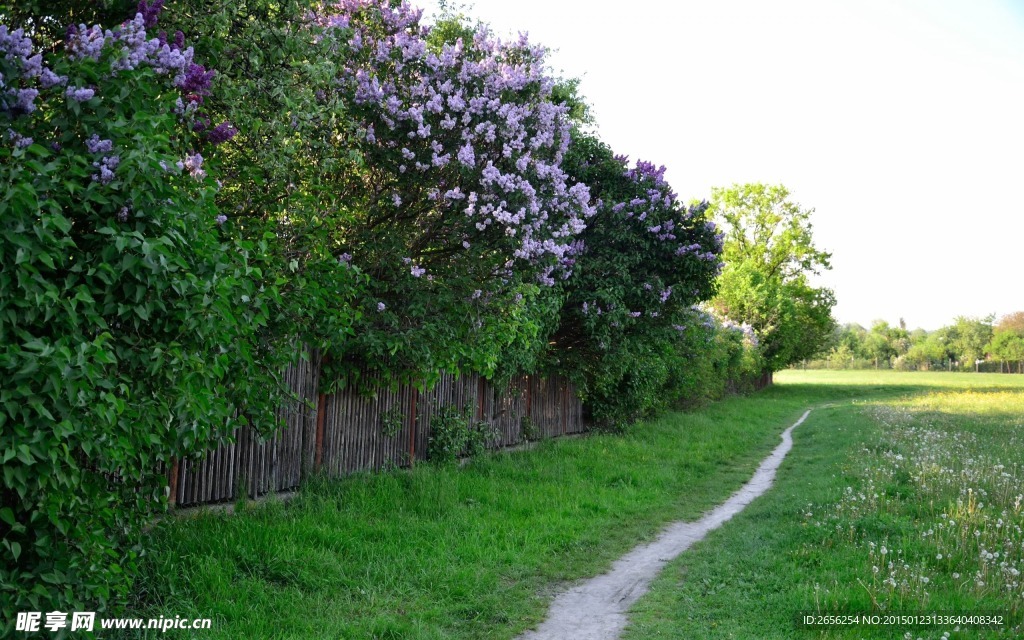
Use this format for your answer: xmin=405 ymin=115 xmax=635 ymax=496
xmin=125 ymin=380 xmax=853 ymax=639
xmin=624 ymin=370 xmax=1024 ymax=640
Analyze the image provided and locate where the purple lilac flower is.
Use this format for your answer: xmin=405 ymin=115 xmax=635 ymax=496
xmin=117 ymin=207 xmax=130 ymax=222
xmin=338 ymin=252 xmax=353 ymax=265
xmin=39 ymin=68 xmax=68 ymax=89
xmin=177 ymin=63 xmax=215 ymax=95
xmin=86 ymin=134 xmax=113 ymax=154
xmin=137 ymin=0 xmax=166 ymax=29
xmin=12 ymin=88 xmax=37 ymax=113
xmin=206 ymin=121 xmax=237 ymax=144
xmin=67 ymin=24 xmax=107 ymax=60
xmin=92 ymin=155 xmax=120 ymax=184
xmin=215 ymin=214 xmax=227 ymax=225
xmin=0 ymin=26 xmax=33 ymax=60
xmin=410 ymin=265 xmax=425 ymax=278
xmin=66 ymin=85 xmax=95 ymax=102
xmin=178 ymin=153 xmax=205 ymax=179
xmin=327 ymin=1 xmax=593 ymax=277
xmin=7 ymin=129 xmax=32 ymax=149
xmin=21 ymin=53 xmax=42 ymax=78
xmin=377 ymin=302 xmax=386 ymax=312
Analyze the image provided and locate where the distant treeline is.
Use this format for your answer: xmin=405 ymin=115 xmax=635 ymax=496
xmin=801 ymin=313 xmax=1024 ymax=372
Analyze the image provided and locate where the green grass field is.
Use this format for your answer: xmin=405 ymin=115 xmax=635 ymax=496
xmin=624 ymin=370 xmax=1024 ymax=639
xmin=126 ymin=370 xmax=1024 ymax=639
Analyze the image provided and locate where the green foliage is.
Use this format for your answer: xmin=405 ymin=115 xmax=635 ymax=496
xmin=710 ymin=183 xmax=836 ymax=371
xmin=426 ymin=405 xmax=493 ymax=463
xmin=520 ymin=416 xmax=541 ymax=443
xmin=0 ymin=15 xmax=289 ymax=621
xmin=379 ymin=407 xmax=404 ymax=438
xmin=156 ymin=0 xmax=366 ymax=359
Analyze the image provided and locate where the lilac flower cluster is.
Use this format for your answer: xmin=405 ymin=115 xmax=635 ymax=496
xmin=325 ymin=0 xmax=594 ymax=281
xmin=66 ymin=85 xmax=95 ymax=102
xmin=720 ymin=317 xmax=759 ymax=347
xmin=93 ymin=155 xmax=121 ymax=184
xmin=1 ymin=26 xmax=62 ymax=115
xmin=7 ymin=128 xmax=32 ymax=149
xmin=178 ymin=153 xmax=205 ymax=180
xmin=63 ymin=4 xmax=236 ymax=145
xmin=86 ymin=134 xmax=114 ymax=154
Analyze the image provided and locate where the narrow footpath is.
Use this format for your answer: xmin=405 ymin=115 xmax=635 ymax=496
xmin=517 ymin=409 xmax=813 ymax=640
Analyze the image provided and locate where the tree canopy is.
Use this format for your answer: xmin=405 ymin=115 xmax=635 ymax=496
xmin=709 ymin=183 xmax=835 ymax=371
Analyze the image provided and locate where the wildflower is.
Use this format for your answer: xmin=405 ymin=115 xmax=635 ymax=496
xmin=214 ymin=214 xmax=227 ymax=225
xmin=376 ymin=302 xmax=386 ymax=311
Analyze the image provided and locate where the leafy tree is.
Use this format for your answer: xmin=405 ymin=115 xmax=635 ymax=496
xmin=995 ymin=311 xmax=1024 ymax=336
xmin=710 ymin=183 xmax=835 ymax=371
xmin=948 ymin=315 xmax=994 ymax=370
xmin=989 ymin=312 xmax=1024 ymax=372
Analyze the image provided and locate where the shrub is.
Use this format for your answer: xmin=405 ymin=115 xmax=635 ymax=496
xmin=0 ymin=6 xmax=286 ymax=621
xmin=546 ymin=132 xmax=724 ymax=427
xmin=426 ymin=405 xmax=494 ymax=464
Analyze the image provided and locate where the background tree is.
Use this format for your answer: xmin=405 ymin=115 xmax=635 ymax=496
xmin=947 ymin=315 xmax=994 ymax=371
xmin=710 ymin=183 xmax=836 ymax=372
xmin=995 ymin=311 xmax=1024 ymax=336
xmin=988 ymin=312 xmax=1024 ymax=373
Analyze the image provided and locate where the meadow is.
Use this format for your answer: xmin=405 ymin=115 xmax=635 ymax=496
xmin=625 ymin=370 xmax=1024 ymax=639
xmin=126 ymin=371 xmax=1024 ymax=639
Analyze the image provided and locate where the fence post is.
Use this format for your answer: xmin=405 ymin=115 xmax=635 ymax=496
xmin=477 ymin=376 xmax=486 ymax=421
xmin=525 ymin=375 xmax=532 ymax=419
xmin=314 ymin=392 xmax=326 ymax=470
xmin=409 ymin=386 xmax=418 ymax=465
xmin=561 ymin=379 xmax=567 ymax=435
xmin=167 ymin=458 xmax=178 ymax=507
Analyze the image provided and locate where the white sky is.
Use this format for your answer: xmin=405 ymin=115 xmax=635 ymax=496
xmin=421 ymin=0 xmax=1024 ymax=331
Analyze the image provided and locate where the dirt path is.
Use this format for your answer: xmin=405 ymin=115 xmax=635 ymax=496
xmin=517 ymin=409 xmax=813 ymax=640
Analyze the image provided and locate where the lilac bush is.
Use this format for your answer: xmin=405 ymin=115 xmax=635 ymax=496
xmin=1 ymin=2 xmax=281 ymax=623
xmin=544 ymin=131 xmax=727 ymax=426
xmin=311 ymin=0 xmax=594 ymax=376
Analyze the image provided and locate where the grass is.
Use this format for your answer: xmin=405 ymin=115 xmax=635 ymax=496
xmin=623 ymin=370 xmax=1024 ymax=640
xmin=125 ymin=379 xmax=849 ymax=639
xmin=125 ymin=370 xmax=1024 ymax=639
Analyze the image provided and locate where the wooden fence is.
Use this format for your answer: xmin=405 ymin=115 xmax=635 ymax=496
xmin=169 ymin=360 xmax=584 ymax=507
